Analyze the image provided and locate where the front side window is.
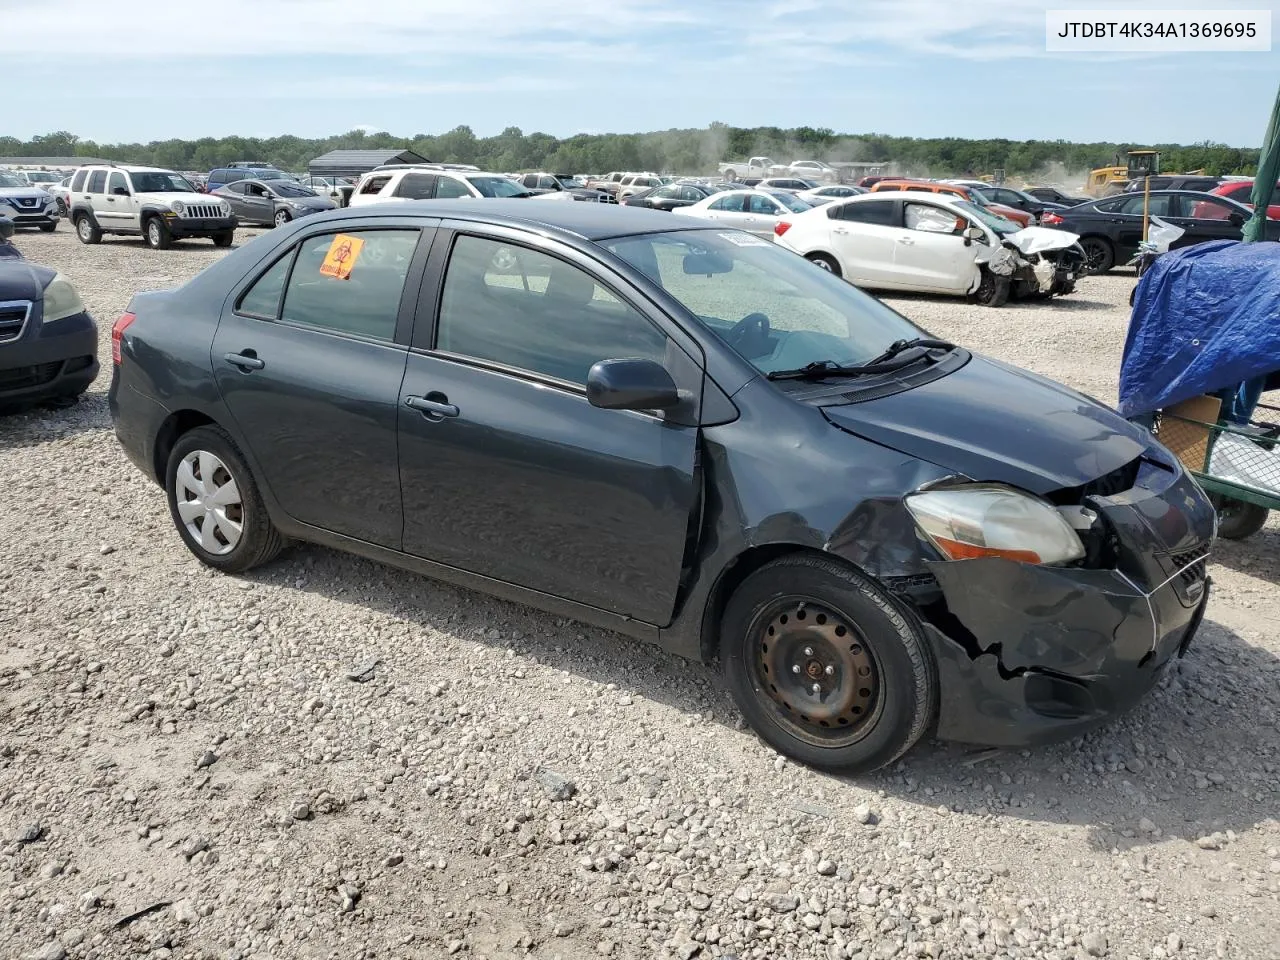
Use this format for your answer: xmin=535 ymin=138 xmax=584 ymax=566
xmin=436 ymin=235 xmax=667 ymax=386
xmin=1183 ymin=195 xmax=1241 ymax=221
xmin=905 ymin=202 xmax=963 ymax=234
xmin=748 ymin=194 xmax=780 ymax=215
xmin=276 ymin=230 xmax=420 ymax=340
xmin=434 ymin=177 xmax=473 ymax=199
xmin=604 ymin=230 xmax=921 ymax=377
xmin=107 ymin=172 xmax=128 ymax=195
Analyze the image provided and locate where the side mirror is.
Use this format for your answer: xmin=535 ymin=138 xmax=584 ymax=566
xmin=964 ymin=224 xmax=985 ymax=243
xmin=1228 ymin=212 xmax=1245 ymax=227
xmin=586 ymin=358 xmax=680 ymax=411
xmin=112 ymin=186 xmax=129 ymax=196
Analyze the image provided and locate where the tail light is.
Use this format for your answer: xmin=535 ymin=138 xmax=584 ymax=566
xmin=774 ymin=220 xmax=792 ymax=237
xmin=1041 ymin=212 xmax=1065 ymax=226
xmin=111 ymin=312 xmax=136 ymax=365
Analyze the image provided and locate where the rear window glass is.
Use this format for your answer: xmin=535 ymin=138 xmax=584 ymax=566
xmin=86 ymin=170 xmax=106 ymax=193
xmin=71 ymin=169 xmax=87 ymax=191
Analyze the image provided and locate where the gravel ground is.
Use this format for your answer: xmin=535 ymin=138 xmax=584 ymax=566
xmin=2 ymin=226 xmax=1278 ymax=960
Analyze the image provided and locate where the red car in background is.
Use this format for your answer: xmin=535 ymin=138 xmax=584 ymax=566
xmin=1197 ymin=179 xmax=1280 ymax=220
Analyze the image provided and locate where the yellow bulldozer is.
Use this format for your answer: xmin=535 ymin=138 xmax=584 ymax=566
xmin=1085 ymin=150 xmax=1161 ymax=197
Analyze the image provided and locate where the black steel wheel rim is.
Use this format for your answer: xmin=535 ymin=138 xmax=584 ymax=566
xmin=750 ymin=598 xmax=882 ymax=747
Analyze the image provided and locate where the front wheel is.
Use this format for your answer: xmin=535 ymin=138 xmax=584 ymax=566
xmin=1079 ymin=236 xmax=1114 ymax=274
xmin=721 ymin=554 xmax=938 ymax=774
xmin=1210 ymin=494 xmax=1270 ymax=540
xmin=972 ymin=269 xmax=1010 ymax=307
xmin=145 ymin=217 xmax=172 ymax=250
xmin=212 ymin=230 xmax=234 ymax=248
xmin=274 ymin=209 xmax=291 ymax=227
xmin=38 ymin=222 xmax=56 ymax=233
xmin=165 ymin=426 xmax=285 ymax=573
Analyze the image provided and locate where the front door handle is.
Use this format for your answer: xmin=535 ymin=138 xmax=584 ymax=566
xmin=405 ymin=394 xmax=459 ymax=419
xmin=897 ymin=236 xmax=915 ymax=245
xmin=223 ymin=351 xmax=265 ymax=371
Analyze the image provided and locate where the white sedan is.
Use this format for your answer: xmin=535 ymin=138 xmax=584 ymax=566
xmin=773 ymin=191 xmax=1083 ymax=306
xmin=796 ymin=184 xmax=866 ymax=206
xmin=675 ymin=189 xmax=813 ymax=237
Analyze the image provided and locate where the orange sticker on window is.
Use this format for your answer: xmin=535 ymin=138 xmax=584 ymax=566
xmin=319 ymin=234 xmax=364 ymax=279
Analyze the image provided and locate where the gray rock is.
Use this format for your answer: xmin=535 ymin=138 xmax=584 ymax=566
xmin=16 ymin=822 xmax=42 ymax=844
xmin=1081 ymin=931 xmax=1107 ymax=956
xmin=172 ymin=899 xmax=199 ymax=924
xmin=29 ymin=943 xmax=66 ymax=960
xmin=180 ymin=834 xmax=209 ymax=859
xmin=816 ymin=858 xmax=837 ymax=876
xmin=765 ymin=892 xmax=799 ymax=913
xmin=290 ymin=801 xmax=311 ymax=820
xmin=852 ymin=803 xmax=877 ymax=825
xmin=60 ymin=931 xmax=84 ymax=949
xmin=1166 ymin=933 xmax=1183 ymax=953
xmin=534 ymin=768 xmax=577 ymax=801
xmin=689 ymin=893 xmax=711 ymax=911
xmin=195 ymin=749 xmax=218 ymax=770
xmin=857 ymin=887 xmax=879 ymax=906
xmin=384 ymin=853 xmax=404 ymax=867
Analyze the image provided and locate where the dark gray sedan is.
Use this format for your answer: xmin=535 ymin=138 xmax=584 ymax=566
xmin=108 ymin=201 xmax=1215 ymax=773
xmin=212 ymin=178 xmax=335 ymax=227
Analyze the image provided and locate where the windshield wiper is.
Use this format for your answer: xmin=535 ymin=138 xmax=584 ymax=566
xmin=765 ymin=339 xmax=955 ymax=382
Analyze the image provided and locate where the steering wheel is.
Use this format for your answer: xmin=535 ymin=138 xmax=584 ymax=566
xmin=726 ymin=312 xmax=771 ymax=353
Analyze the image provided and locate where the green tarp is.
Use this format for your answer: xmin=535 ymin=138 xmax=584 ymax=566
xmin=1243 ymin=81 xmax=1280 ymax=243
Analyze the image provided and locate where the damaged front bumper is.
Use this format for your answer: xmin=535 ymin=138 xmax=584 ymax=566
xmin=910 ymin=465 xmax=1215 ymax=747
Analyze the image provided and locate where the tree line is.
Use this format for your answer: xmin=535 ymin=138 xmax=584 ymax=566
xmin=2 ymin=125 xmax=1263 ymax=181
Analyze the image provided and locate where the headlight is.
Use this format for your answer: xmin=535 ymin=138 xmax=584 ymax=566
xmin=171 ymin=200 xmax=186 ymax=215
xmin=42 ymin=272 xmax=86 ymax=324
xmin=904 ymin=484 xmax=1085 ymax=565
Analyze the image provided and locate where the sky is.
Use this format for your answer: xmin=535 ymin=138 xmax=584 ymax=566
xmin=5 ymin=0 xmax=1279 ymax=146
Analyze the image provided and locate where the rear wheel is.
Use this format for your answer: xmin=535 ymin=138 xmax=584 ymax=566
xmin=806 ymin=253 xmax=842 ymax=276
xmin=1079 ymin=236 xmax=1114 ymax=274
xmin=722 ymin=554 xmax=937 ymax=774
xmin=75 ymin=214 xmax=101 ymax=245
xmin=212 ymin=230 xmax=234 ymax=248
xmin=145 ymin=217 xmax=172 ymax=250
xmin=1210 ymin=494 xmax=1270 ymax=540
xmin=724 ymin=170 xmax=738 ymax=182
xmin=165 ymin=425 xmax=285 ymax=573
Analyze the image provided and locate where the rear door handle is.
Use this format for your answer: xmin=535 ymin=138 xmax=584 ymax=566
xmin=833 ymin=227 xmax=848 ymax=234
xmin=223 ymin=351 xmax=265 ymax=371
xmin=405 ymin=395 xmax=459 ymax=419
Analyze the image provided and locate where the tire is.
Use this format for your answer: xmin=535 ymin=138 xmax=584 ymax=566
xmin=75 ymin=214 xmax=101 ymax=245
xmin=38 ymin=222 xmax=56 ymax=233
xmin=145 ymin=216 xmax=172 ymax=250
xmin=1079 ymin=236 xmax=1114 ymax=274
xmin=721 ymin=554 xmax=938 ymax=774
xmin=56 ymin=198 xmax=67 ymax=218
xmin=1210 ymin=495 xmax=1270 ymax=540
xmin=972 ymin=269 xmax=1010 ymax=307
xmin=806 ymin=253 xmax=842 ymax=277
xmin=212 ymin=230 xmax=234 ymax=248
xmin=274 ymin=209 xmax=291 ymax=228
xmin=724 ymin=169 xmax=738 ymax=182
xmin=165 ymin=425 xmax=285 ymax=574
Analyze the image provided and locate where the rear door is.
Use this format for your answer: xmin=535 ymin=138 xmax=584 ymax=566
xmin=395 ymin=226 xmax=701 ymax=624
xmin=211 ymin=221 xmax=434 ymax=548
xmin=827 ymin=198 xmax=901 ymax=285
xmin=239 ymin=181 xmax=274 ymax=224
xmin=84 ymin=169 xmax=108 ymax=222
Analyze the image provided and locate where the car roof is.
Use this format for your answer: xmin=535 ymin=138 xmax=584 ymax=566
xmin=299 ymin=199 xmax=718 ymax=240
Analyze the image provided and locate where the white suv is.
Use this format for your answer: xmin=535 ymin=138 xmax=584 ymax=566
xmin=69 ymin=164 xmax=237 ymax=249
xmin=348 ymin=166 xmax=535 ymax=206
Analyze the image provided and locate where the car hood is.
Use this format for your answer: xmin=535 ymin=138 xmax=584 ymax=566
xmin=0 ymin=187 xmax=52 ymax=201
xmin=0 ymin=259 xmax=55 ymax=299
xmin=1002 ymin=225 xmax=1081 ymax=255
xmin=819 ymin=354 xmax=1149 ymax=495
xmin=138 ymin=192 xmax=210 ymax=203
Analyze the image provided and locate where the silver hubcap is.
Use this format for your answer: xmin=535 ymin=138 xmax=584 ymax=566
xmin=276 ymin=211 xmax=288 ymax=225
xmin=175 ymin=451 xmax=243 ymax=555
xmin=78 ymin=219 xmax=90 ymax=240
xmin=148 ymin=222 xmax=160 ymax=244
xmin=813 ymin=258 xmax=832 ymax=271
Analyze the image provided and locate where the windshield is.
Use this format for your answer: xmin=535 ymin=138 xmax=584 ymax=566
xmin=603 ymin=230 xmax=922 ymax=376
xmin=130 ymin=172 xmax=197 ymax=193
xmin=0 ymin=173 xmax=26 ymax=188
xmin=252 ymin=169 xmax=289 ymax=180
xmin=952 ymin=198 xmax=1019 ymax=233
xmin=769 ymin=191 xmax=813 ymax=213
xmin=555 ymin=176 xmax=586 ymax=188
xmin=270 ymin=181 xmax=318 ymax=198
xmin=467 ymin=176 xmax=530 ymax=198
xmin=26 ymin=172 xmax=58 ymax=182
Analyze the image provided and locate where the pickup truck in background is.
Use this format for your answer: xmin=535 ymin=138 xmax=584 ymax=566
xmin=717 ymin=158 xmax=843 ymax=184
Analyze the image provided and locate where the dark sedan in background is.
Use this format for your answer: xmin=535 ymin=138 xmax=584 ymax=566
xmin=0 ymin=217 xmax=98 ymax=409
xmin=108 ymin=200 xmax=1215 ymax=774
xmin=1043 ymin=189 xmax=1280 ymax=272
xmin=623 ymin=183 xmax=713 ymax=210
xmin=212 ymin=178 xmax=336 ymax=227
xmin=1025 ymin=186 xmax=1089 ymax=206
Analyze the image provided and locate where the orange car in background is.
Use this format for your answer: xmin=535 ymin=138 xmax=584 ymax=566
xmin=869 ymin=180 xmax=1034 ymax=227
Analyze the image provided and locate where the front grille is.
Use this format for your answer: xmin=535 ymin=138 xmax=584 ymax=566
xmin=598 ymin=194 xmax=618 ymax=204
xmin=0 ymin=361 xmax=60 ymax=389
xmin=1170 ymin=548 xmax=1208 ymax=586
xmin=0 ymin=301 xmax=31 ymax=343
xmin=14 ymin=197 xmax=41 ymax=208
xmin=182 ymin=204 xmax=223 ymax=219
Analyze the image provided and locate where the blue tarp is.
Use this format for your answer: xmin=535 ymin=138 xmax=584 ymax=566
xmin=1118 ymin=240 xmax=1280 ymax=418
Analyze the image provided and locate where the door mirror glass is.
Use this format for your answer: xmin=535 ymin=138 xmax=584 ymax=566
xmin=112 ymin=186 xmax=129 ymax=196
xmin=586 ymin=358 xmax=680 ymax=411
xmin=964 ymin=224 xmax=986 ymax=242
xmin=1228 ymin=212 xmax=1245 ymax=227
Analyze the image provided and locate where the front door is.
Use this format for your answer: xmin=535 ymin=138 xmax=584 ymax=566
xmin=1170 ymin=194 xmax=1248 ymax=246
xmin=240 ymin=181 xmax=274 ymax=225
xmin=99 ymin=171 xmax=135 ymax=229
xmin=211 ymin=225 xmax=431 ymax=548
xmin=397 ymin=229 xmax=700 ymax=624
xmin=892 ymin=202 xmax=976 ymax=292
